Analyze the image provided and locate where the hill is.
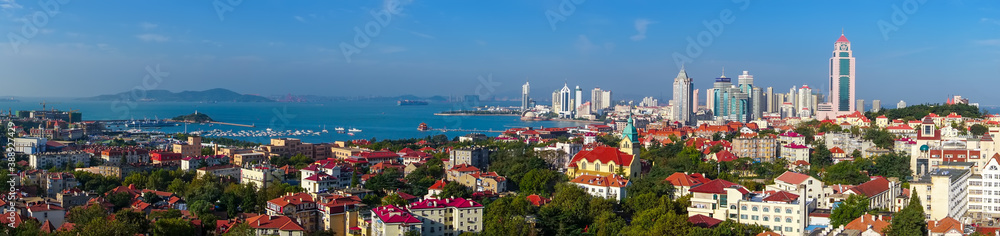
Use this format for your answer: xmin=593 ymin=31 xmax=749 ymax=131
xmin=81 ymin=88 xmax=273 ymax=102
xmin=172 ymin=113 xmax=214 ymax=123
xmin=865 ymin=103 xmax=983 ymax=121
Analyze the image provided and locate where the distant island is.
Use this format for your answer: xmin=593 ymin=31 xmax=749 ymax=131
xmin=172 ymin=112 xmax=214 ymax=123
xmin=80 ymin=88 xmax=273 ymax=102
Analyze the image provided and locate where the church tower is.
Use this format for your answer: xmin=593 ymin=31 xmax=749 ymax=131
xmin=619 ymin=115 xmax=640 ymax=159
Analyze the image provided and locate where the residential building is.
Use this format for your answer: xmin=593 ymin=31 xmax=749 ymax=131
xmin=196 ymin=164 xmax=241 ymax=179
xmin=871 ymin=100 xmax=881 ymax=112
xmin=449 ymin=148 xmax=490 ymax=170
xmin=688 ymin=179 xmax=814 ymax=236
xmin=243 ymin=214 xmax=307 ymax=236
xmin=370 ymin=205 xmax=422 ymax=236
xmin=172 ymin=136 xmax=202 ymax=158
xmin=766 ymin=172 xmax=824 ymax=206
xmin=317 ymin=194 xmax=363 ymax=236
xmin=969 ymin=154 xmax=1000 ymax=219
xmin=11 ymin=137 xmax=46 ymax=154
xmin=456 ymin=171 xmax=507 ymax=193
xmin=406 ymin=198 xmax=484 ymax=236
xmin=234 ymin=152 xmax=266 ymax=166
xmin=259 ymin=138 xmax=333 ymax=160
xmin=56 ymin=188 xmax=92 ymax=210
xmin=733 ymin=133 xmax=777 ymax=162
xmin=180 ymin=155 xmax=227 ymax=171
xmin=778 ymin=131 xmax=806 ymax=146
xmin=665 ymin=172 xmax=710 ymax=199
xmin=843 ymin=176 xmax=901 ymax=210
xmin=27 ymin=203 xmax=65 ymax=229
xmin=911 ymin=164 xmax=972 ymax=220
xmin=241 ymin=164 xmax=285 ymax=189
xmin=267 ymin=192 xmax=321 ymax=232
xmin=927 ymin=217 xmax=964 ymax=236
xmin=45 ymin=172 xmax=78 ymax=198
xmin=569 ymin=174 xmax=630 ymax=201
xmin=532 ymin=142 xmax=583 ymax=170
xmin=149 ymin=151 xmax=182 ymax=165
xmin=29 ymin=151 xmax=91 ymax=169
xmin=781 ymin=143 xmax=810 ymax=164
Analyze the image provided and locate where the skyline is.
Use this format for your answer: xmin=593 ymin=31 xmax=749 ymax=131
xmin=1 ymin=1 xmax=999 ymax=105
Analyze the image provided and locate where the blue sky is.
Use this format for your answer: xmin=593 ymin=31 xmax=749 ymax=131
xmin=1 ymin=0 xmax=999 ymax=105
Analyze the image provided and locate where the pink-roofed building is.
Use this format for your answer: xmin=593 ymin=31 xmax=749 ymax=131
xmin=766 ymin=171 xmax=824 ymax=207
xmin=371 ymin=205 xmax=422 ymax=236
xmin=781 ymin=143 xmax=810 ymax=164
xmin=569 ymin=174 xmax=631 ymax=201
xmin=267 ymin=192 xmax=320 ymax=232
xmin=778 ymin=131 xmax=806 ymax=146
xmin=406 ymin=198 xmax=484 ymax=235
xmin=687 ymin=177 xmax=814 ymax=235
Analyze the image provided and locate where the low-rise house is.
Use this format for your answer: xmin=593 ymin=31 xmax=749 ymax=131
xmin=45 ymin=172 xmax=78 ymax=198
xmin=370 ymin=205 xmax=422 ymax=236
xmin=766 ymin=172 xmax=824 ymax=207
xmin=181 ymin=155 xmax=227 ymax=171
xmin=317 ymin=194 xmax=363 ymax=236
xmin=844 ymin=176 xmax=901 ymax=211
xmin=27 ymin=203 xmax=65 ymax=229
xmin=196 ymin=164 xmax=241 ymax=179
xmin=927 ymin=217 xmax=963 ymax=236
xmin=267 ymin=192 xmax=320 ymax=232
xmin=569 ymin=174 xmax=630 ymax=201
xmin=688 ymin=179 xmax=814 ymax=236
xmin=781 ymin=143 xmax=810 ymax=163
xmin=456 ymin=171 xmax=507 ymax=193
xmin=244 ymin=214 xmax=307 ymax=236
xmin=665 ymin=172 xmax=710 ymax=198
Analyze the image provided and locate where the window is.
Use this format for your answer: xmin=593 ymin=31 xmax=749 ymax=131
xmin=774 ymin=207 xmax=780 ymax=213
xmin=785 ymin=227 xmax=793 ymax=232
xmin=786 ymin=218 xmax=792 ymax=223
xmin=763 ymin=207 xmax=769 ymax=212
xmin=741 ymin=214 xmax=748 ymax=219
xmin=752 ymin=206 xmax=758 ymax=211
xmin=786 ymin=208 xmax=792 ymax=214
xmin=763 ymin=216 xmax=769 ymax=221
xmin=752 ymin=216 xmax=759 ymax=220
xmin=741 ymin=205 xmax=747 ymax=210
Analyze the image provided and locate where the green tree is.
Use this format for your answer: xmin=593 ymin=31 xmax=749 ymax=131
xmin=404 ymin=230 xmax=421 ymax=236
xmin=189 ymin=200 xmax=214 ymax=218
xmin=811 ymin=142 xmax=833 ymax=170
xmin=831 ymin=194 xmax=870 ymax=228
xmin=114 ymin=209 xmax=151 ymax=234
xmin=106 ymin=192 xmax=133 ymax=211
xmin=438 ymin=182 xmax=472 ymax=198
xmin=863 ymin=127 xmax=896 ymax=149
xmin=824 ymin=161 xmax=869 ymax=185
xmin=67 ymin=204 xmax=109 ymax=224
xmin=153 ymin=218 xmax=198 ymax=236
xmin=971 ymin=124 xmax=989 ymax=136
xmin=591 ymin=211 xmax=627 ymax=236
xmin=142 ymin=191 xmax=159 ymax=203
xmin=884 ymin=190 xmax=928 ymax=236
xmin=518 ymin=169 xmax=560 ymax=195
xmin=383 ymin=193 xmax=408 ymax=206
xmin=221 ymin=222 xmax=256 ymax=236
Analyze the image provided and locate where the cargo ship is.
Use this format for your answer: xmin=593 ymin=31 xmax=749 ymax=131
xmin=397 ymin=100 xmax=428 ymax=106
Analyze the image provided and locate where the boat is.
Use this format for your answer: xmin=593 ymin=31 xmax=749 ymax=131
xmin=0 ymin=97 xmax=18 ymax=102
xmin=322 ymin=125 xmax=329 ymax=133
xmin=125 ymin=119 xmax=178 ymax=127
xmin=418 ymin=123 xmax=430 ymax=131
xmin=348 ymin=132 xmax=355 ymax=136
xmin=335 ymin=127 xmax=345 ymax=131
xmin=397 ymin=100 xmax=428 ymax=106
xmin=349 ymin=128 xmax=362 ymax=132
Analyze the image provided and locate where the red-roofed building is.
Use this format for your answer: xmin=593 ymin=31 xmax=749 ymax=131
xmin=526 ymin=194 xmax=551 ymax=206
xmin=708 ymin=149 xmax=738 ymax=162
xmin=569 ymin=174 xmax=631 ymax=201
xmin=844 ymin=213 xmax=890 ymax=235
xmin=27 ymin=203 xmax=66 ymax=229
xmin=405 ymin=198 xmax=484 ymax=235
xmin=371 ymin=205 xmax=423 ymax=236
xmin=687 ymin=179 xmax=810 ymax=235
xmin=781 ymin=143 xmax=810 ymax=164
xmin=845 ymin=176 xmax=901 ymax=210
xmin=566 ymin=146 xmax=640 ymax=178
xmin=665 ymin=172 xmax=710 ymax=198
xmin=244 ymin=215 xmax=307 ymax=235
xmin=689 ymin=214 xmax=722 ymax=228
xmin=927 ymin=217 xmax=963 ymax=235
xmin=266 ymin=192 xmax=320 ymax=232
xmin=732 ymin=133 xmax=778 ymax=162
xmin=767 ymin=171 xmax=823 ymax=206
xmin=426 ymin=179 xmax=448 ymax=198
xmin=317 ymin=194 xmax=363 ymax=236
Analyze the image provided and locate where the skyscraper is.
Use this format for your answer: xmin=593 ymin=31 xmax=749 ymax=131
xmin=522 ymin=81 xmax=530 ymax=111
xmin=590 ymin=87 xmax=612 ymax=113
xmin=737 ymin=71 xmax=762 ymax=121
xmin=856 ymin=99 xmax=865 ymax=112
xmin=872 ymin=100 xmax=881 ymax=112
xmin=557 ymin=83 xmax=572 ymax=118
xmin=574 ymin=86 xmax=582 ymax=111
xmin=830 ymin=33 xmax=856 ymax=112
xmin=705 ymin=88 xmax=716 ymax=115
xmin=692 ymin=89 xmax=700 ymax=112
xmin=797 ymin=85 xmax=813 ymax=117
xmin=766 ymin=87 xmax=775 ymax=113
xmin=672 ymin=68 xmax=694 ymax=125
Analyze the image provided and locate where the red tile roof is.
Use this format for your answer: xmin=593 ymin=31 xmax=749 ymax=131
xmin=761 ymin=191 xmax=799 ymax=202
xmin=775 ymin=171 xmax=812 ymax=185
xmin=245 ymin=215 xmax=306 ymax=231
xmin=665 ymin=172 xmax=708 ymax=187
xmin=850 ymin=177 xmax=891 ymax=198
xmin=713 ymin=150 xmax=737 ymax=162
xmin=570 ymin=146 xmax=634 ymax=166
xmin=267 ymin=192 xmax=315 ymax=208
xmin=928 ymin=217 xmax=962 ymax=234
xmin=428 ymin=180 xmax=448 ymax=190
xmin=844 ymin=214 xmax=889 ymax=234
xmin=689 ymin=214 xmax=722 ymax=228
xmin=372 ymin=205 xmax=421 ymax=224
xmin=526 ymin=194 xmax=550 ymax=206
xmin=569 ymin=174 xmax=630 ymax=188
xmin=688 ymin=179 xmax=746 ymax=195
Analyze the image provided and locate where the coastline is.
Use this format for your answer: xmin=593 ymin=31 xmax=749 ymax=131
xmin=433 ymin=113 xmax=520 ymax=116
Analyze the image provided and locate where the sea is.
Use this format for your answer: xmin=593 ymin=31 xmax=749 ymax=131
xmin=0 ymin=98 xmax=590 ymax=144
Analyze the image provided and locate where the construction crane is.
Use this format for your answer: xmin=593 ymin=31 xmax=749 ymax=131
xmin=67 ymin=109 xmax=79 ymax=123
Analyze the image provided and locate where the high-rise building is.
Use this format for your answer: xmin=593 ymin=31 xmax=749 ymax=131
xmin=897 ymin=100 xmax=906 ymax=109
xmin=692 ymin=89 xmax=700 ymax=112
xmin=705 ymin=88 xmax=716 ymax=115
xmin=640 ymin=97 xmax=658 ymax=107
xmin=522 ymin=82 xmax=530 ymax=111
xmin=713 ymin=72 xmax=751 ymax=122
xmin=872 ymin=100 xmax=881 ymax=112
xmin=556 ymin=84 xmax=573 ymax=118
xmin=830 ymin=33 xmax=856 ymax=112
xmin=797 ymin=86 xmax=813 ymax=117
xmin=552 ymin=90 xmax=561 ymax=114
xmin=737 ymin=71 xmax=763 ymax=121
xmin=574 ymin=86 xmax=582 ymax=112
xmin=856 ymin=99 xmax=865 ymax=112
xmin=672 ymin=68 xmax=694 ymax=125
xmin=591 ymin=87 xmax=613 ymax=113
xmin=766 ymin=87 xmax=775 ymax=113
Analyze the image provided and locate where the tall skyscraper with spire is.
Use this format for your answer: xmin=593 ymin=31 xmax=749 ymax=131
xmin=522 ymin=81 xmax=530 ymax=111
xmin=672 ymin=67 xmax=694 ymax=125
xmin=830 ymin=33 xmax=856 ymax=112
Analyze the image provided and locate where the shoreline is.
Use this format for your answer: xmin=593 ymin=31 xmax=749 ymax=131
xmin=434 ymin=113 xmax=520 ymax=116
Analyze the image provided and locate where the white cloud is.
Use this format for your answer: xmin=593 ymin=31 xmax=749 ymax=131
xmin=135 ymin=34 xmax=169 ymax=42
xmin=0 ymin=0 xmax=22 ymax=9
xmin=294 ymin=16 xmax=306 ymax=23
xmin=630 ymin=19 xmax=656 ymax=41
xmin=140 ymin=22 xmax=158 ymax=30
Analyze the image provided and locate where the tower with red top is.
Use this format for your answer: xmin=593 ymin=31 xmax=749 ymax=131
xmin=830 ymin=33 xmax=856 ymax=112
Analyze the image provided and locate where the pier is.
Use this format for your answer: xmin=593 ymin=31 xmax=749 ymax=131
xmin=208 ymin=121 xmax=255 ymax=127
